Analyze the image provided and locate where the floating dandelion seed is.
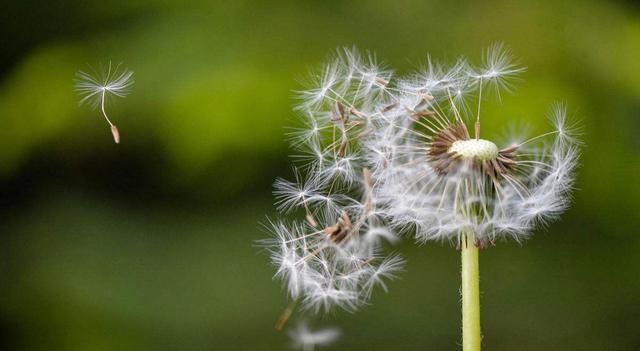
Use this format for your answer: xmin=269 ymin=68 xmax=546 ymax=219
xmin=74 ymin=62 xmax=134 ymax=144
xmin=262 ymin=45 xmax=580 ymax=350
xmin=288 ymin=322 xmax=341 ymax=351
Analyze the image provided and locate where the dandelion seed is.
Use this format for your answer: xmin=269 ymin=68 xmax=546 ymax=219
xmin=74 ymin=61 xmax=134 ymax=144
xmin=288 ymin=322 xmax=341 ymax=351
xmin=469 ymin=43 xmax=526 ymax=95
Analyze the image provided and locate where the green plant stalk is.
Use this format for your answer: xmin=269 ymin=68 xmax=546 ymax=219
xmin=461 ymin=233 xmax=481 ymax=351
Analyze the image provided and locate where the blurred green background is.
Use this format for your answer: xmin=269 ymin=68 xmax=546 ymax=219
xmin=1 ymin=0 xmax=639 ymax=350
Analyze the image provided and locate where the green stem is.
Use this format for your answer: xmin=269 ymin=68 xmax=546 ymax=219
xmin=461 ymin=233 xmax=481 ymax=351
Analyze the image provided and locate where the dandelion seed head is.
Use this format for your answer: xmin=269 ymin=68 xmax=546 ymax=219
xmin=261 ymin=44 xmax=580 ymax=319
xmin=449 ymin=139 xmax=499 ymax=161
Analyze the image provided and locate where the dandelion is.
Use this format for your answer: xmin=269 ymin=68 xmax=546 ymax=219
xmin=288 ymin=322 xmax=341 ymax=351
xmin=260 ymin=49 xmax=404 ymax=330
xmin=262 ymin=45 xmax=580 ymax=350
xmin=74 ymin=61 xmax=134 ymax=144
xmin=371 ymin=48 xmax=579 ymax=246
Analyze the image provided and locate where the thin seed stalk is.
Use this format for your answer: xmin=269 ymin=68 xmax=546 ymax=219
xmin=275 ymin=298 xmax=299 ymax=331
xmin=461 ymin=233 xmax=481 ymax=351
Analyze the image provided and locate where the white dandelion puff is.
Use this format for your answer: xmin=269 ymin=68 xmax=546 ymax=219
xmin=74 ymin=61 xmax=134 ymax=144
xmin=367 ymin=45 xmax=579 ymax=245
xmin=260 ymin=51 xmax=405 ymax=322
xmin=261 ymin=45 xmax=580 ymax=343
xmin=261 ymin=208 xmax=402 ymax=314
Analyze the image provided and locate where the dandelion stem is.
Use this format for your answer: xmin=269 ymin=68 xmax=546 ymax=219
xmin=461 ymin=233 xmax=481 ymax=351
